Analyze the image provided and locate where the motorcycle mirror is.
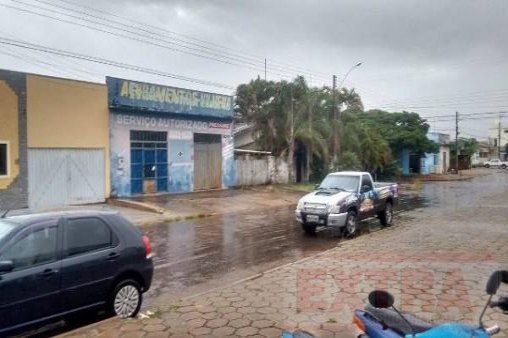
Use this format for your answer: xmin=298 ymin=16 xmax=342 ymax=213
xmin=501 ymin=271 xmax=508 ymax=284
xmin=368 ymin=290 xmax=394 ymax=309
xmin=486 ymin=271 xmax=503 ymax=295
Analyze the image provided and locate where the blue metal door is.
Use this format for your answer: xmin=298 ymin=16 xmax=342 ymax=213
xmin=130 ymin=131 xmax=168 ymax=194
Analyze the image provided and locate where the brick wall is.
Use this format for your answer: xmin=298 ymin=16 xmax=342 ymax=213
xmin=0 ymin=70 xmax=28 ymax=210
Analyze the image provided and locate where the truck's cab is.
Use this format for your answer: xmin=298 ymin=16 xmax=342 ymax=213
xmin=295 ymin=171 xmax=398 ymax=236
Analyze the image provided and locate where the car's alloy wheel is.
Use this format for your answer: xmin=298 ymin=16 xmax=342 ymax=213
xmin=110 ymin=280 xmax=142 ymax=318
xmin=385 ymin=203 xmax=393 ymax=225
xmin=343 ymin=211 xmax=357 ymax=238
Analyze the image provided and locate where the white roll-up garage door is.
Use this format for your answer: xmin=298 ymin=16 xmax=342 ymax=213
xmin=28 ymin=148 xmax=105 ymax=209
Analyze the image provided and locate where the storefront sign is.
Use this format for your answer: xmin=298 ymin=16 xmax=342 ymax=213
xmin=113 ymin=113 xmax=231 ymax=132
xmin=107 ymin=77 xmax=233 ymax=119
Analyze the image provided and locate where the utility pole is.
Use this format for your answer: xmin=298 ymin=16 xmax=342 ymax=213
xmin=264 ymin=58 xmax=267 ymax=81
xmin=332 ymin=75 xmax=337 ymax=119
xmin=287 ymin=86 xmax=295 ymax=182
xmin=307 ymin=92 xmax=313 ymax=182
xmin=331 ymin=75 xmax=338 ymax=168
xmin=499 ymin=113 xmax=502 ymax=159
xmin=455 ymin=111 xmax=459 ymax=174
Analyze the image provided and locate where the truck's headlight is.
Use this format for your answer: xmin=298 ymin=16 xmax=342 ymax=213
xmin=296 ymin=200 xmax=304 ymax=211
xmin=329 ymin=204 xmax=342 ymax=214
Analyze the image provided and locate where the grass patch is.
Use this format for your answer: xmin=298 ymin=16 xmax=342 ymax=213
xmin=279 ymin=183 xmax=316 ymax=193
xmin=327 ymin=318 xmax=337 ymax=323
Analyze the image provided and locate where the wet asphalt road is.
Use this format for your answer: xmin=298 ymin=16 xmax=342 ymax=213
xmin=25 ymin=172 xmax=502 ymax=337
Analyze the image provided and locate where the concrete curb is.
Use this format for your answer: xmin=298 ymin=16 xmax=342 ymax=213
xmin=108 ymin=198 xmax=164 ymax=214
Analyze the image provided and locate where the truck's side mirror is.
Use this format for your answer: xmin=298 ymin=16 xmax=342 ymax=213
xmin=314 ymin=184 xmax=320 ymax=190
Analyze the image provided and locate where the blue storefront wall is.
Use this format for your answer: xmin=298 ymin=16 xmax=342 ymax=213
xmin=110 ymin=112 xmax=235 ymax=197
xmin=400 ymin=148 xmax=410 ymax=176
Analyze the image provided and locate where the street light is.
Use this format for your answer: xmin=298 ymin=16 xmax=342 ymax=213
xmin=338 ymin=62 xmax=362 ymax=89
xmin=332 ymin=61 xmax=363 ymax=117
xmin=330 ymin=62 xmax=362 ymax=168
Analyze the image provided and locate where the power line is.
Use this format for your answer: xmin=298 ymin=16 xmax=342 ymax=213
xmin=49 ymin=0 xmax=332 ymax=79
xmin=0 ymin=36 xmax=236 ymax=91
xmin=4 ymin=0 xmax=332 ymax=83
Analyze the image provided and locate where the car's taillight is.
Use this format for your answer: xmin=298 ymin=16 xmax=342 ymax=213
xmin=142 ymin=235 xmax=153 ymax=259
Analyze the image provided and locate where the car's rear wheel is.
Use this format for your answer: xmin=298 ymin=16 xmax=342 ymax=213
xmin=302 ymin=223 xmax=317 ymax=234
xmin=485 ymin=164 xmax=490 ymax=168
xmin=109 ymin=279 xmax=142 ymax=318
xmin=502 ymin=164 xmax=507 ymax=169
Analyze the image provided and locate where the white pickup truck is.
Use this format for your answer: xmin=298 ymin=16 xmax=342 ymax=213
xmin=484 ymin=159 xmax=508 ymax=169
xmin=295 ymin=171 xmax=399 ymax=237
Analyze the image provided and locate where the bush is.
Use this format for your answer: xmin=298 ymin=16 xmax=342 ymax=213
xmin=377 ymin=160 xmax=402 ymax=180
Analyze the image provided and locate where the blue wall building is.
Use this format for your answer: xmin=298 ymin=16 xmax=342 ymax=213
xmin=107 ymin=77 xmax=235 ymax=197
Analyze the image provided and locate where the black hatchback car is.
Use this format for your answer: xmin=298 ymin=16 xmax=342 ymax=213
xmin=0 ymin=210 xmax=153 ymax=335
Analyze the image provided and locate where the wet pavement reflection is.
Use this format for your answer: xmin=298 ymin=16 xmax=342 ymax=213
xmin=144 ymin=205 xmax=340 ymax=305
xmin=26 ymin=170 xmax=507 ymax=336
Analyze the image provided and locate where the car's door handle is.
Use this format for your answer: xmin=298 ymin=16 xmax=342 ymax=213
xmin=38 ymin=268 xmax=56 ymax=278
xmin=106 ymin=252 xmax=120 ymax=261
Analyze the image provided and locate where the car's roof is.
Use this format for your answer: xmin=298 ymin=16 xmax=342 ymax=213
xmin=5 ymin=210 xmax=118 ymax=226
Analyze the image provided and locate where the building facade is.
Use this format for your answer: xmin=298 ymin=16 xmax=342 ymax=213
xmin=0 ymin=70 xmax=27 ymax=210
xmin=0 ymin=69 xmax=110 ymax=210
xmin=421 ymin=132 xmax=450 ymax=174
xmin=107 ymin=77 xmax=235 ymax=197
xmin=488 ymin=119 xmax=508 ymax=160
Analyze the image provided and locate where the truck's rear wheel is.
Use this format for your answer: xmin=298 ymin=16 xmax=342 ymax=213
xmin=302 ymin=223 xmax=317 ymax=234
xmin=379 ymin=202 xmax=393 ymax=227
xmin=342 ymin=211 xmax=357 ymax=239
xmin=485 ymin=164 xmax=490 ymax=168
xmin=502 ymin=164 xmax=507 ymax=169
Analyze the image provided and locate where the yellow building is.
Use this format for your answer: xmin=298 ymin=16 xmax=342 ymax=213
xmin=0 ymin=69 xmax=110 ymax=210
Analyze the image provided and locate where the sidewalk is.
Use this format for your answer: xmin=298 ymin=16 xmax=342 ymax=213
xmin=13 ymin=186 xmax=304 ymax=228
xmin=60 ymin=176 xmax=508 ymax=338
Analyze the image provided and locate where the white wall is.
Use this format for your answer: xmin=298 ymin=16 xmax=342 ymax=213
xmin=234 ymin=155 xmax=289 ymax=186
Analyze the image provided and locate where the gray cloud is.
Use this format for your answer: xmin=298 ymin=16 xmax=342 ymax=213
xmin=1 ymin=0 xmax=507 ymax=137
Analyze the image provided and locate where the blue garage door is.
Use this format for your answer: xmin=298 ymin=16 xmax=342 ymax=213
xmin=130 ymin=131 xmax=168 ymax=194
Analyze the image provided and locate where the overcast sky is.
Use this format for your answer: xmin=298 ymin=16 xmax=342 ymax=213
xmin=1 ymin=0 xmax=507 ymax=139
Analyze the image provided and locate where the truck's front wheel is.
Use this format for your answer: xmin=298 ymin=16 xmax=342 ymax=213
xmin=379 ymin=202 xmax=393 ymax=227
xmin=342 ymin=211 xmax=357 ymax=239
xmin=302 ymin=223 xmax=317 ymax=234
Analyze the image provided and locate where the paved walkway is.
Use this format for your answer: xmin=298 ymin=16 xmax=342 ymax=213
xmin=61 ymin=173 xmax=508 ymax=338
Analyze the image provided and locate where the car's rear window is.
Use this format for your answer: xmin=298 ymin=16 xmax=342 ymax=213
xmin=0 ymin=220 xmax=17 ymax=242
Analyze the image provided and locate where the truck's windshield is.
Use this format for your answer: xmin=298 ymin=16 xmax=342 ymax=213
xmin=318 ymin=175 xmax=359 ymax=192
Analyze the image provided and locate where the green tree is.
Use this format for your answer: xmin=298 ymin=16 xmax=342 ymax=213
xmin=235 ymin=77 xmax=330 ymax=181
xmin=449 ymin=138 xmax=479 ymax=156
xmin=357 ymin=110 xmax=438 ymax=156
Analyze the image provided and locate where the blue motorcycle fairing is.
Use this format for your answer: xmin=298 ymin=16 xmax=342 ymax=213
xmin=355 ymin=310 xmax=402 ymax=338
xmin=409 ymin=323 xmax=489 ymax=338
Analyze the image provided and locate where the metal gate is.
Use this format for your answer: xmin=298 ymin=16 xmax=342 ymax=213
xmin=194 ymin=134 xmax=222 ymax=190
xmin=28 ymin=148 xmax=105 ymax=209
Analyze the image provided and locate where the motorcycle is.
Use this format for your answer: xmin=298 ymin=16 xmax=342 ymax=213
xmin=353 ymin=270 xmax=508 ymax=337
xmin=282 ymin=270 xmax=508 ymax=338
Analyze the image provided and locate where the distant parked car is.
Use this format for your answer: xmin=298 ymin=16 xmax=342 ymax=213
xmin=484 ymin=159 xmax=508 ymax=169
xmin=0 ymin=211 xmax=153 ymax=335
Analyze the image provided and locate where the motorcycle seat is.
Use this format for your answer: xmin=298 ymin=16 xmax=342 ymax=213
xmin=365 ymin=304 xmax=435 ymax=335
